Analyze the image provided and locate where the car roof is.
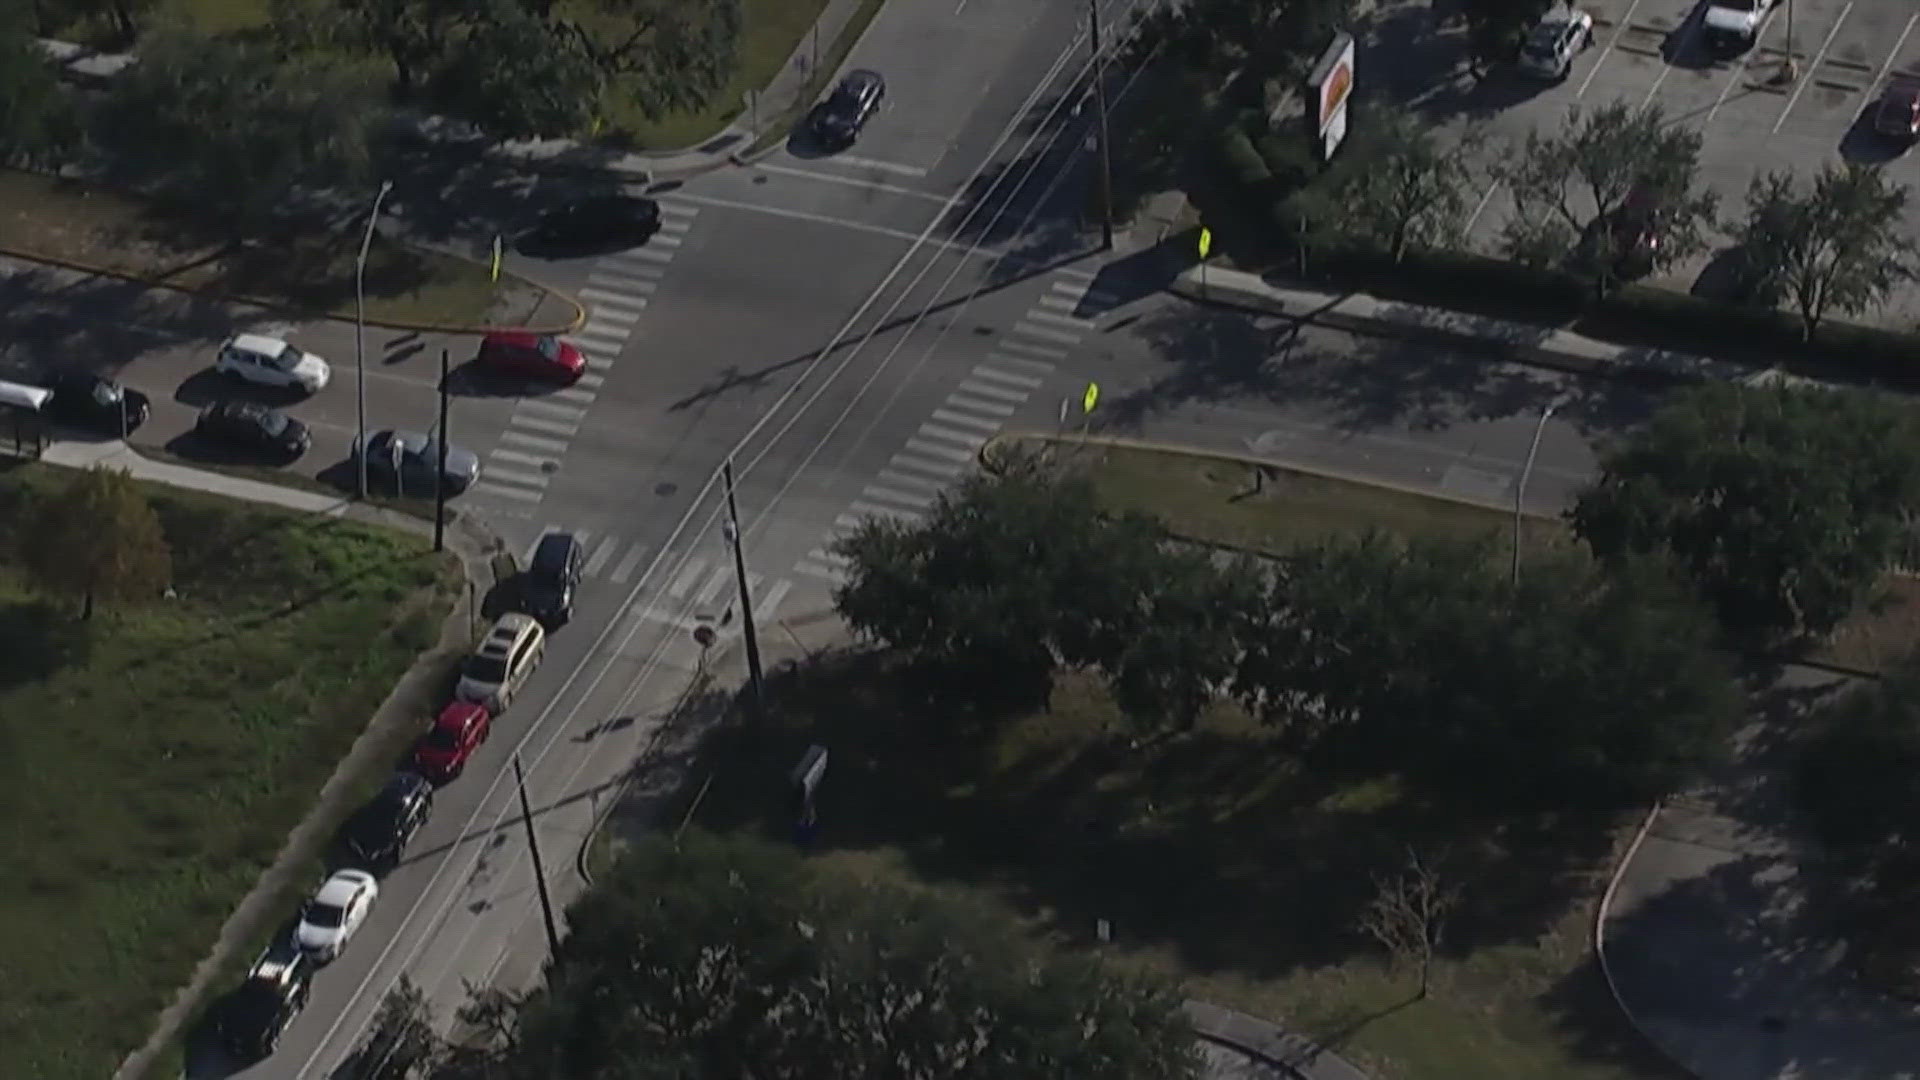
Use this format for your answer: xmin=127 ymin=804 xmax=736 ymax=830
xmin=480 ymin=613 xmax=537 ymax=655
xmin=314 ymin=873 xmax=365 ymax=906
xmin=532 ymin=532 xmax=577 ymax=569
xmin=250 ymin=937 xmax=306 ymax=981
xmin=435 ymin=700 xmax=487 ymax=729
xmin=1886 ymin=82 xmax=1920 ymax=104
xmin=229 ymin=333 xmax=289 ymax=355
xmin=379 ymin=771 xmax=430 ymax=801
xmin=485 ymin=330 xmax=543 ymax=348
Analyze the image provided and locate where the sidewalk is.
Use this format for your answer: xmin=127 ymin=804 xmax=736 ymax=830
xmin=37 ymin=0 xmax=871 ymax=184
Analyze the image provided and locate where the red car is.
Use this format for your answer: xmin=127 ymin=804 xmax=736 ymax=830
xmin=475 ymin=331 xmax=585 ymax=383
xmin=1876 ymin=82 xmax=1920 ymax=141
xmin=414 ymin=701 xmax=491 ymax=782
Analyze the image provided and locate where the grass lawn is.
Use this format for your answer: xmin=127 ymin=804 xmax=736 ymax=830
xmin=0 ymin=459 xmax=460 ymax=1080
xmin=0 ymin=170 xmax=546 ymax=328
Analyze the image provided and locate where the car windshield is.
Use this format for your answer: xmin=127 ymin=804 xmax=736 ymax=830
xmin=90 ymin=382 xmax=121 ymax=406
xmin=232 ymin=982 xmax=284 ymax=1022
xmin=305 ymin=901 xmax=345 ymax=928
xmin=466 ymin=655 xmax=508 ymax=683
xmin=535 ymin=335 xmax=561 ymax=361
xmin=828 ymin=89 xmax=860 ymax=113
xmin=259 ymin=411 xmax=288 ymax=436
xmin=272 ymin=345 xmax=304 ymax=370
xmin=426 ymin=725 xmax=462 ymax=749
xmin=1713 ymin=0 xmax=1760 ymax=9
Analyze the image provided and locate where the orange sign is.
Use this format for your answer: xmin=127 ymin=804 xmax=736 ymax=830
xmin=1320 ymin=61 xmax=1353 ymax=129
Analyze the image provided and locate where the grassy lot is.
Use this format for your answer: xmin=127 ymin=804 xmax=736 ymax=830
xmin=0 ymin=460 xmax=460 ymax=1080
xmin=0 ymin=170 xmax=547 ymax=328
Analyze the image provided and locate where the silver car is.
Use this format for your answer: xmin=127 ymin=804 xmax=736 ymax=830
xmin=1518 ymin=8 xmax=1594 ymax=81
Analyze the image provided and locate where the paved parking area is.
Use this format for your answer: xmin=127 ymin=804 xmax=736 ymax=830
xmin=1419 ymin=0 xmax=1920 ymax=327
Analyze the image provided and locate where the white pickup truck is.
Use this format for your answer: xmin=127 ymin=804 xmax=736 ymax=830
xmin=1702 ymin=0 xmax=1776 ymax=52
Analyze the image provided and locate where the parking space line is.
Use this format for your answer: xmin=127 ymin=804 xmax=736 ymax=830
xmin=1774 ymin=2 xmax=1855 ymax=134
xmin=1705 ymin=13 xmax=1779 ymax=127
xmin=1862 ymin=11 xmax=1920 ymax=108
xmin=1643 ymin=9 xmax=1702 ymax=107
xmin=1578 ymin=0 xmax=1644 ymax=98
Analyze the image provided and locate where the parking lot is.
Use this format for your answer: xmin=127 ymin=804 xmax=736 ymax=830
xmin=1416 ymin=0 xmax=1920 ymax=327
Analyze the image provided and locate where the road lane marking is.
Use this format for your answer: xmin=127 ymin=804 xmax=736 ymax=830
xmin=666 ymin=557 xmax=709 ymax=598
xmin=1642 ymin=8 xmax=1704 ymax=106
xmin=694 ymin=565 xmax=736 ymax=607
xmin=878 ymin=468 xmax=947 ymax=493
xmin=750 ymin=161 xmax=956 ymax=205
xmin=1012 ymin=319 xmax=1083 ymax=344
xmin=1859 ymin=9 xmax=1918 ymax=110
xmin=500 ymin=430 xmax=568 ymax=453
xmin=931 ymin=408 xmax=1001 ymax=433
xmin=906 ymin=437 xmax=975 ymax=462
xmin=472 ymin=480 xmax=543 ymax=502
xmin=959 ymin=378 xmax=1029 ymax=402
xmin=607 ymin=543 xmax=647 ymax=583
xmin=506 ymin=414 xmax=577 ymax=436
xmin=483 ymin=465 xmax=550 ymax=488
xmin=491 ymin=449 xmax=552 ymax=469
xmin=649 ymin=232 xmax=684 ymax=247
xmin=1775 ymin=2 xmax=1854 ymax=133
xmin=985 ymin=353 xmax=1057 ymax=375
xmin=582 ymin=537 xmax=616 ymax=575
xmin=850 ymin=499 xmax=922 ymax=521
xmin=947 ymin=392 xmax=1017 ymax=416
xmin=863 ymin=482 xmax=937 ymax=507
xmin=575 ymin=372 xmax=605 ymax=389
xmin=996 ymin=338 xmax=1069 ymax=359
xmin=819 ymin=152 xmax=929 ymax=177
xmin=1024 ymin=307 xmax=1096 ymax=331
xmin=972 ymin=365 xmax=1044 ymax=388
xmin=606 ymin=245 xmax=676 ymax=265
xmin=1578 ymin=0 xmax=1644 ymax=98
xmin=515 ymin=399 xmax=586 ymax=421
xmin=892 ymin=451 xmax=966 ymax=476
xmin=918 ymin=422 xmax=990 ymax=448
xmin=552 ymin=387 xmax=597 ymax=404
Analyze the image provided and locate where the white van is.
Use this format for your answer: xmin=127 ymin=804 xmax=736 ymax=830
xmin=455 ymin=613 xmax=546 ymax=712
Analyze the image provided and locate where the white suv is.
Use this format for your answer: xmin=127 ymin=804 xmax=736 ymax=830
xmin=1703 ymin=0 xmax=1775 ymax=52
xmin=217 ymin=334 xmax=331 ymax=394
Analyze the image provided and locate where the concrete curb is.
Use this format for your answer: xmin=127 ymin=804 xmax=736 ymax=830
xmin=0 ymin=233 xmax=585 ymax=336
xmin=1184 ymin=1000 xmax=1372 ymax=1080
xmin=984 ymin=430 xmax=1561 ymax=521
xmin=1592 ymin=802 xmax=1699 ymax=1080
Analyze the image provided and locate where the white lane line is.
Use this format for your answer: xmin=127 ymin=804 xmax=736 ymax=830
xmin=861 ymin=483 xmax=936 ymax=508
xmin=473 ymin=480 xmax=544 ymax=503
xmin=667 ymin=557 xmax=709 ymax=599
xmin=515 ymin=399 xmax=586 ymax=421
xmin=587 ymin=270 xmax=659 ymax=291
xmin=490 ymin=448 xmax=553 ymax=468
xmin=1642 ymin=9 xmax=1703 ymax=106
xmin=973 ymin=365 xmax=1044 ymax=389
xmin=879 ymin=468 xmax=948 ymax=494
xmin=750 ymin=161 xmax=956 ymax=205
xmin=808 ymin=547 xmax=851 ymax=566
xmin=1052 ymin=265 xmax=1095 ymax=282
xmin=820 ymin=152 xmax=929 ymax=177
xmin=1049 ymin=280 xmax=1091 ymax=300
xmin=1012 ymin=320 xmax=1083 ymax=344
xmin=1024 ymin=308 xmax=1096 ymax=331
xmin=608 ymin=543 xmax=647 ymax=584
xmin=851 ymin=500 xmax=922 ymax=521
xmin=795 ymin=560 xmax=846 ymax=583
xmin=985 ymin=353 xmax=1057 ymax=375
xmin=1776 ymin=2 xmax=1854 ymax=133
xmin=567 ymin=330 xmax=630 ymax=353
xmin=577 ymin=287 xmax=647 ymax=310
xmin=575 ymin=372 xmax=605 ymax=389
xmin=931 ymin=408 xmax=1001 ymax=433
xmin=1864 ymin=12 xmax=1920 ymax=110
xmin=649 ymin=232 xmax=684 ymax=248
xmin=906 ymin=438 xmax=975 ymax=463
xmin=661 ymin=189 xmax=1022 ymax=256
xmin=596 ymin=259 xmax=666 ymax=280
xmin=500 ymin=430 xmax=569 ymax=453
xmin=1038 ymin=293 xmax=1083 ymax=312
xmin=657 ymin=200 xmax=698 ymax=219
xmin=1577 ymin=0 xmax=1643 ymax=98
xmin=694 ymin=566 xmax=737 ymax=607
xmin=583 ymin=355 xmax=616 ymax=371
xmin=947 ymin=392 xmax=1017 ymax=416
xmin=552 ymin=386 xmax=598 ymax=404
xmin=607 ymin=246 xmax=676 ymax=266
xmin=918 ymin=422 xmax=990 ymax=449
xmin=892 ymin=451 xmax=966 ymax=477
xmin=484 ymin=465 xmax=550 ymax=488
xmin=995 ymin=338 xmax=1069 ymax=360
xmin=959 ymin=378 xmax=1030 ymax=402
xmin=583 ymin=537 xmax=617 ymax=576
xmin=507 ymin=413 xmax=579 ymax=436
xmin=755 ymin=579 xmax=794 ymax=623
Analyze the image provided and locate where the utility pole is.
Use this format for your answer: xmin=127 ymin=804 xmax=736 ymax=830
xmin=1087 ymin=0 xmax=1115 ymax=250
xmin=354 ymin=179 xmax=394 ymax=500
xmin=1512 ymin=405 xmax=1556 ymax=588
xmin=722 ymin=459 xmax=767 ymax=724
xmin=514 ymin=754 xmax=563 ymax=957
xmin=433 ymin=348 xmax=449 ymax=553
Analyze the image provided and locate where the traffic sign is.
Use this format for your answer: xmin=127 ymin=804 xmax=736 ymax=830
xmin=1083 ymin=382 xmax=1099 ymax=414
xmin=1198 ymin=227 xmax=1212 ymax=259
xmin=692 ymin=624 xmax=716 ymax=649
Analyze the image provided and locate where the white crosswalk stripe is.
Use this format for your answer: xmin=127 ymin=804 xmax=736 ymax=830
xmin=972 ymin=365 xmax=1043 ymax=389
xmin=861 ymin=482 xmax=937 ymax=508
xmin=608 ymin=246 xmax=676 ymax=266
xmin=588 ymin=270 xmax=660 ymax=290
xmin=997 ymin=338 xmax=1069 ymax=360
xmin=474 ymin=481 xmax=544 ymax=503
xmin=947 ymin=393 xmax=1017 ymax=416
xmin=1012 ymin=320 xmax=1082 ymax=345
xmin=516 ymin=399 xmax=586 ymax=422
xmin=694 ymin=566 xmax=735 ymax=607
xmin=878 ymin=468 xmax=946 ymax=494
xmin=904 ymin=438 xmax=974 ymax=463
xmin=959 ymin=378 xmax=1028 ymax=403
xmin=509 ymin=412 xmax=579 ymax=437
xmin=609 ymin=543 xmax=648 ymax=584
xmin=485 ymin=465 xmax=550 ymax=489
xmin=584 ymin=304 xmax=643 ymax=325
xmin=552 ymin=386 xmax=597 ymax=404
xmin=986 ymin=353 xmax=1055 ymax=375
xmin=649 ymin=232 xmax=684 ymax=248
xmin=583 ymin=535 xmax=617 ymax=576
xmin=578 ymin=287 xmax=647 ymax=311
xmin=917 ymin=423 xmax=988 ymax=450
xmin=490 ymin=448 xmax=552 ymax=469
xmin=500 ymin=430 xmax=569 ymax=453
xmin=659 ymin=201 xmax=698 ymax=220
xmin=1024 ymin=308 xmax=1095 ymax=331
xmin=930 ymin=408 xmax=1000 ymax=433
xmin=668 ymin=558 xmax=710 ymax=599
xmin=576 ymin=372 xmax=605 ymax=389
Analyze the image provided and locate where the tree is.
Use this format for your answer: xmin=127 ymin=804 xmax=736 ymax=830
xmin=559 ymin=0 xmax=742 ymax=118
xmin=1129 ymin=0 xmax=1353 ymax=84
xmin=92 ymin=28 xmax=380 ymax=231
xmin=1798 ymin=661 xmax=1920 ymax=848
xmin=31 ymin=0 xmax=158 ymax=44
xmin=1334 ymin=113 xmax=1480 ymax=262
xmin=1455 ymin=0 xmax=1553 ymax=79
xmin=1497 ymin=101 xmax=1717 ymax=289
xmin=429 ymin=0 xmax=600 ymax=137
xmin=442 ymin=831 xmax=1203 ymax=1079
xmin=1358 ymin=847 xmax=1460 ymax=1000
xmin=282 ymin=0 xmax=462 ymax=95
xmin=348 ymin=975 xmax=444 ymax=1079
xmin=1570 ymin=382 xmax=1920 ymax=640
xmin=20 ymin=465 xmax=170 ymax=620
xmin=0 ymin=17 xmax=81 ymax=167
xmin=1107 ymin=549 xmax=1262 ymax=732
xmin=1734 ymin=163 xmax=1916 ymax=339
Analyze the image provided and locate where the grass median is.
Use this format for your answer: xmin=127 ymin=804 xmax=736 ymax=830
xmin=0 ymin=169 xmax=549 ymax=329
xmin=0 ymin=459 xmax=460 ymax=1080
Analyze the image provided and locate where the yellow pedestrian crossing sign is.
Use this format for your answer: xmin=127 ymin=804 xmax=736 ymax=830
xmin=1198 ymin=228 xmax=1212 ymax=259
xmin=1083 ymin=382 xmax=1099 ymax=414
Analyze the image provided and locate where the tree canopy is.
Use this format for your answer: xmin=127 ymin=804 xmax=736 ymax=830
xmin=1330 ymin=111 xmax=1479 ymax=262
xmin=1734 ymin=163 xmax=1917 ymax=338
xmin=431 ymin=832 xmax=1203 ymax=1079
xmin=1570 ymin=382 xmax=1920 ymax=640
xmin=0 ymin=15 xmax=81 ymax=167
xmin=19 ymin=465 xmax=171 ymax=620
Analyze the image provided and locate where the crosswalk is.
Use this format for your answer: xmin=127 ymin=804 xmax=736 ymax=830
xmin=472 ymin=201 xmax=701 ymax=506
xmin=791 ymin=266 xmax=1116 ymax=583
xmin=521 ymin=526 xmax=801 ymax=638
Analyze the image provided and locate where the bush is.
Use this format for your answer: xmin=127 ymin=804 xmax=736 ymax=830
xmin=1217 ymin=127 xmax=1269 ymax=190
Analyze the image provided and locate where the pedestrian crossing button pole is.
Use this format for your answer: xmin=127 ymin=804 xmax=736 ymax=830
xmin=722 ymin=459 xmax=767 ymax=725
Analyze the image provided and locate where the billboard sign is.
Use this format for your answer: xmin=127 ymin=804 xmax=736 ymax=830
xmin=1305 ymin=33 xmax=1356 ymax=162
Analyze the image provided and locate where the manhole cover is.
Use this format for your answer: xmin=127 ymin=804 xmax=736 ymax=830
xmin=655 ymin=481 xmax=678 ymax=496
xmin=541 ymin=460 xmax=559 ymax=473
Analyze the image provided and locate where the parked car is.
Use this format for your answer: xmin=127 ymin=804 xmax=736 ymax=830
xmin=1703 ymin=0 xmax=1775 ymax=53
xmin=522 ymin=531 xmax=584 ymax=627
xmin=476 ymin=331 xmax=585 ymax=383
xmin=351 ymin=429 xmax=481 ymax=495
xmin=344 ymin=772 xmax=434 ymax=866
xmin=216 ymin=334 xmax=330 ymax=394
xmin=219 ymin=939 xmax=313 ymax=1059
xmin=1573 ymin=184 xmax=1668 ymax=279
xmin=414 ymin=701 xmax=492 ymax=783
xmin=456 ymin=612 xmax=546 ymax=713
xmin=527 ymin=195 xmax=661 ymax=246
xmin=195 ymin=400 xmax=311 ymax=459
xmin=1517 ymin=7 xmax=1593 ymax=80
xmin=44 ymin=373 xmax=149 ymax=435
xmin=295 ymin=869 xmax=378 ymax=962
xmin=1876 ymin=81 xmax=1920 ymax=141
xmin=810 ymin=69 xmax=886 ymax=147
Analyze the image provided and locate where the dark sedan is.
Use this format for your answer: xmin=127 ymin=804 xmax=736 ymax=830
xmin=1876 ymin=82 xmax=1920 ymax=141
xmin=344 ymin=772 xmax=434 ymax=867
xmin=351 ymin=428 xmax=481 ymax=495
xmin=45 ymin=373 xmax=149 ymax=436
xmin=526 ymin=195 xmax=661 ymax=247
xmin=809 ymin=69 xmax=885 ymax=147
xmin=196 ymin=400 xmax=310 ymax=459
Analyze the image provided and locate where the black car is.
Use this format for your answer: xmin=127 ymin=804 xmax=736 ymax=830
xmin=220 ymin=939 xmax=313 ymax=1059
xmin=810 ymin=69 xmax=885 ymax=147
xmin=528 ymin=195 xmax=661 ymax=246
xmin=45 ymin=373 xmax=149 ymax=436
xmin=196 ymin=400 xmax=311 ymax=459
xmin=522 ymin=531 xmax=584 ymax=626
xmin=344 ymin=771 xmax=434 ymax=866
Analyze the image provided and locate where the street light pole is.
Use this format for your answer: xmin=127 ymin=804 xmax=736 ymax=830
xmin=1512 ymin=405 xmax=1556 ymax=588
xmin=355 ymin=179 xmax=394 ymax=500
xmin=1087 ymin=0 xmax=1115 ymax=250
xmin=722 ymin=459 xmax=767 ymax=724
xmin=433 ymin=348 xmax=449 ymax=553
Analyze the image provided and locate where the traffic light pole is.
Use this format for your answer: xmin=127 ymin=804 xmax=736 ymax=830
xmin=433 ymin=348 xmax=449 ymax=553
xmin=722 ymin=459 xmax=767 ymax=724
xmin=1088 ymin=0 xmax=1114 ymax=250
xmin=514 ymin=754 xmax=563 ymax=957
